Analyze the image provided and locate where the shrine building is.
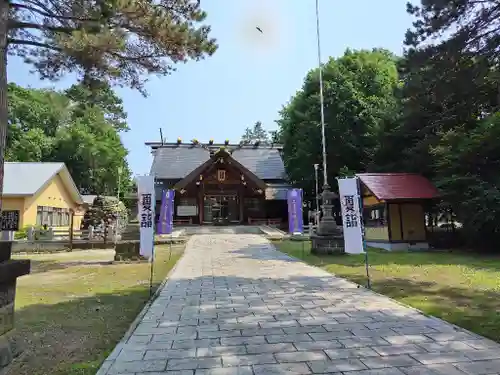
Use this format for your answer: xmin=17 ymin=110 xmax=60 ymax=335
xmin=358 ymin=173 xmax=440 ymax=251
xmin=147 ymin=140 xmax=290 ymax=226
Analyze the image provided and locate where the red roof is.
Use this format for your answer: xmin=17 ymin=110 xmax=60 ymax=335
xmin=357 ymin=173 xmax=439 ymax=200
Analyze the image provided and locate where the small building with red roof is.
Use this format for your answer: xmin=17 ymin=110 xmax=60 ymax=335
xmin=357 ymin=173 xmax=440 ymax=251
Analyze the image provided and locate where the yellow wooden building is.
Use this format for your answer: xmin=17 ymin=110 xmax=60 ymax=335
xmin=4 ymin=162 xmax=84 ymax=231
xmin=357 ymin=173 xmax=439 ymax=251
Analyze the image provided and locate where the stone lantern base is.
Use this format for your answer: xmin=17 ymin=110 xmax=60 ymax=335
xmin=310 ymin=233 xmax=344 ymax=255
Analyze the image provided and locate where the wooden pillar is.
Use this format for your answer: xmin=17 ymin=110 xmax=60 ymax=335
xmin=239 ymin=185 xmax=244 ymax=224
xmin=198 ymin=184 xmax=204 ymax=225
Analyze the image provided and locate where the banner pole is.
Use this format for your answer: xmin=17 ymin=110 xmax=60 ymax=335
xmin=169 ymin=234 xmax=172 ymax=262
xmin=149 ymin=250 xmax=154 ymax=297
xmin=356 ymin=177 xmax=371 ymax=289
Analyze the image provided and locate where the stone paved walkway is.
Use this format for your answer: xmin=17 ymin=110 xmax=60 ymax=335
xmin=98 ymin=234 xmax=500 ymax=375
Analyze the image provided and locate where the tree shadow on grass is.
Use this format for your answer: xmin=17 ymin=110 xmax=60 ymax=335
xmin=3 ymin=285 xmax=163 ymax=375
xmin=268 ymin=240 xmax=500 ymax=273
xmin=27 ymin=260 xmax=115 ymax=275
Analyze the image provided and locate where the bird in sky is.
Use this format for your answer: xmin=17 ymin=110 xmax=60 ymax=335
xmin=256 ymin=26 xmax=263 ymax=33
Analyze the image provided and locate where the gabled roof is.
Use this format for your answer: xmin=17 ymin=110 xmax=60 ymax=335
xmin=357 ymin=173 xmax=439 ymax=200
xmin=4 ymin=162 xmax=83 ymax=204
xmin=174 ymin=147 xmax=267 ymax=190
xmin=148 ymin=142 xmax=287 ymax=180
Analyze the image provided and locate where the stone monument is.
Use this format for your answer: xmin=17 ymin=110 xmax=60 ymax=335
xmin=310 ymin=183 xmax=345 ymax=254
xmin=0 ymin=233 xmax=30 ymax=369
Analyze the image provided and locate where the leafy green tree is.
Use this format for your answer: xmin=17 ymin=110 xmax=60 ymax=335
xmin=65 ymin=80 xmax=129 ymax=132
xmin=6 ymin=83 xmax=132 ymax=196
xmin=400 ymin=0 xmax=500 ymax=249
xmin=431 ymin=113 xmax=500 ymax=249
xmin=277 ymin=49 xmax=401 ymax=197
xmin=0 ymin=0 xmax=217 ymax=205
xmin=241 ymin=121 xmax=270 ymax=144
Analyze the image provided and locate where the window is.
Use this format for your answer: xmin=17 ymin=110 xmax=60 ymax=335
xmin=363 ymin=205 xmax=386 ymax=227
xmin=36 ymin=206 xmax=71 ymax=227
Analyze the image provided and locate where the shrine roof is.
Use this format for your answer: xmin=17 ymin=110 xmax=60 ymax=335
xmin=357 ymin=173 xmax=439 ymax=200
xmin=147 ymin=142 xmax=287 ymax=181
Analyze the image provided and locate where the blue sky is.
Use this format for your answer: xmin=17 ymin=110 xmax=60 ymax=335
xmin=8 ymin=1 xmax=413 ymax=176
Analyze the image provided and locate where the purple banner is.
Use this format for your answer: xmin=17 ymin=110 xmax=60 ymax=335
xmin=287 ymin=188 xmax=303 ymax=234
xmin=157 ymin=189 xmax=175 ymax=234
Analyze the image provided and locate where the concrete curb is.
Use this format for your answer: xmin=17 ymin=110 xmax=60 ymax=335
xmin=269 ymin=240 xmax=499 ymax=346
xmin=95 ymin=241 xmax=190 ymax=375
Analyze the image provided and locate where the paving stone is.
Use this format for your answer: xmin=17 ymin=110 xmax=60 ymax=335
xmin=324 ymin=347 xmax=380 ymax=360
xmin=195 ymin=367 xmax=253 ymax=375
xmin=266 ymin=333 xmax=313 ymax=344
xmin=172 ymin=339 xmax=221 ymax=349
xmin=294 ymin=340 xmax=343 ymax=351
xmin=383 ymin=335 xmax=433 ymax=345
xmin=107 ymin=359 xmax=167 ymax=374
xmin=361 ymin=354 xmax=420 ymax=368
xmin=222 ymin=353 xmax=276 ymax=366
xmin=143 ymin=348 xmax=196 ymax=360
xmin=410 ymin=351 xmax=471 ymax=364
xmin=308 ymin=358 xmax=368 ymax=372
xmin=400 ymin=364 xmax=474 ymax=375
xmin=454 ymin=359 xmax=500 ymax=374
xmin=197 ymin=345 xmax=246 ymax=357
xmin=417 ymin=341 xmax=476 ymax=352
xmin=136 ymin=371 xmax=194 ymax=375
xmin=246 ymin=343 xmax=296 ymax=354
xmin=371 ymin=344 xmax=425 ymax=356
xmin=340 ymin=337 xmax=392 ymax=348
xmin=275 ymin=350 xmax=327 ymax=362
xmin=342 ymin=369 xmax=405 ymax=375
xmin=96 ymin=234 xmax=500 ymax=375
xmin=115 ymin=349 xmax=145 ymax=362
xmin=253 ymin=362 xmax=312 ymax=375
xmin=167 ymin=357 xmax=222 ymax=371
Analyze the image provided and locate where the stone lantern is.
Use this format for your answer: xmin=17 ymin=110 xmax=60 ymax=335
xmin=310 ymin=183 xmax=344 ymax=254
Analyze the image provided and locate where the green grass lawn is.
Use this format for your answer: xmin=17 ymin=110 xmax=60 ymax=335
xmin=274 ymin=240 xmax=500 ymax=343
xmin=6 ymin=244 xmax=184 ymax=375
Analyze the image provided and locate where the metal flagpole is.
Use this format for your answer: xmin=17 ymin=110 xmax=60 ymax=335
xmin=314 ymin=164 xmax=320 ymax=226
xmin=356 ymin=176 xmax=371 ymax=289
xmin=315 ymin=0 xmax=327 ymax=185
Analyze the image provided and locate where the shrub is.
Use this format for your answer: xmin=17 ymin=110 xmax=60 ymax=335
xmin=81 ymin=196 xmax=129 ymax=239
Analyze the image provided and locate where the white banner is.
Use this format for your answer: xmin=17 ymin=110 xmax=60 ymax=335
xmin=337 ymin=177 xmax=364 ymax=254
xmin=137 ymin=175 xmax=156 ymax=259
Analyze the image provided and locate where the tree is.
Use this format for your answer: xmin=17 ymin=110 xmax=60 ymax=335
xmin=405 ymin=1 xmax=500 ymax=63
xmin=241 ymin=121 xmax=269 ymax=144
xmin=400 ymin=0 xmax=500 ymax=249
xmin=6 ymin=83 xmax=132 ymax=196
xmin=431 ymin=113 xmax=500 ymax=249
xmin=276 ymin=49 xmax=401 ymax=197
xmin=0 ymin=0 xmax=217 ymax=210
xmin=65 ymin=80 xmax=129 ymax=132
